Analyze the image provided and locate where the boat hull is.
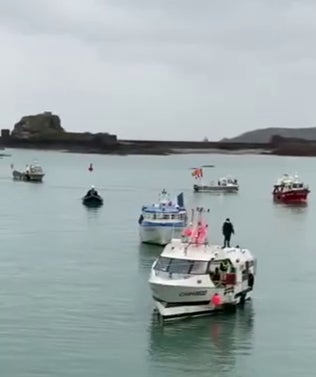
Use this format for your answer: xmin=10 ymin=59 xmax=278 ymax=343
xmin=152 ymin=290 xmax=252 ymax=320
xmin=139 ymin=225 xmax=185 ymax=246
xmin=150 ymin=282 xmax=213 ymax=304
xmin=193 ymin=184 xmax=238 ymax=193
xmin=12 ymin=170 xmax=44 ymax=182
xmin=149 ymin=270 xmax=253 ymax=319
xmin=273 ymin=189 xmax=309 ymax=203
xmin=82 ymin=195 xmax=103 ymax=207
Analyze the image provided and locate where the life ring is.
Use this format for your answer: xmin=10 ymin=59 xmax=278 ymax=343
xmin=220 ymin=260 xmax=229 ymax=272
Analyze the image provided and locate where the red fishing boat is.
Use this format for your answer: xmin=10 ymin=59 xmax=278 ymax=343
xmin=272 ymin=173 xmax=310 ymax=203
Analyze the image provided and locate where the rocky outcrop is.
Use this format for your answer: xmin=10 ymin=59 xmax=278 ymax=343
xmin=6 ymin=113 xmax=316 ymax=156
xmin=12 ymin=112 xmax=64 ymax=139
xmin=1 ymin=112 xmax=118 ymax=153
xmin=222 ymin=127 xmax=316 ymax=143
xmin=269 ymin=135 xmax=316 ymax=156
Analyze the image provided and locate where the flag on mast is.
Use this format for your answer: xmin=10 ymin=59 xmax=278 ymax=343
xmin=191 ymin=168 xmax=203 ymax=179
xmin=177 ymin=192 xmax=184 ymax=207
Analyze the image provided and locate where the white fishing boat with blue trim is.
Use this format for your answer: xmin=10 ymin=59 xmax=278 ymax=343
xmin=138 ymin=189 xmax=187 ymax=246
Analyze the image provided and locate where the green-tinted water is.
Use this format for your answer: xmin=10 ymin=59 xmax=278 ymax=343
xmin=0 ymin=149 xmax=315 ymax=376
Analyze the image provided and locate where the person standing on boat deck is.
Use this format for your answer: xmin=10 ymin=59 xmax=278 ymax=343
xmin=222 ymin=218 xmax=234 ymax=248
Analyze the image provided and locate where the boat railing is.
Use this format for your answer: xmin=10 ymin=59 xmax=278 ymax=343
xmin=142 ymin=212 xmax=187 ymax=221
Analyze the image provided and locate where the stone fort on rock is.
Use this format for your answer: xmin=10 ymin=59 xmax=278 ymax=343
xmin=0 ymin=112 xmax=118 ymax=151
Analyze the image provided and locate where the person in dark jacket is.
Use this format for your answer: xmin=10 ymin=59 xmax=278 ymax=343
xmin=87 ymin=185 xmax=98 ymax=196
xmin=222 ymin=218 xmax=234 ymax=248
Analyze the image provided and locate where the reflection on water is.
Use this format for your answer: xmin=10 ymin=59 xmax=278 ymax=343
xmin=273 ymin=201 xmax=308 ymax=209
xmin=272 ymin=202 xmax=309 ymax=216
xmin=84 ymin=206 xmax=103 ymax=220
xmin=148 ymin=304 xmax=254 ymax=376
xmin=138 ymin=243 xmax=162 ymax=273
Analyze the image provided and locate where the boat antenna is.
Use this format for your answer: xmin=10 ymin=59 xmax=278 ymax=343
xmin=194 ymin=207 xmax=210 ymax=226
xmin=196 ymin=206 xmax=210 ymax=214
xmin=190 ymin=208 xmax=194 ymax=224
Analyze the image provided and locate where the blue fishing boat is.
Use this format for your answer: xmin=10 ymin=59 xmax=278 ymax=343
xmin=138 ymin=189 xmax=187 ymax=246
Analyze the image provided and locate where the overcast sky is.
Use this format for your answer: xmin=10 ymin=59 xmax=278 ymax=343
xmin=1 ymin=0 xmax=316 ymax=140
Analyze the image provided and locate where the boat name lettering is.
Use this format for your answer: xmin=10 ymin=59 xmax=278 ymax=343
xmin=179 ymin=290 xmax=207 ymax=297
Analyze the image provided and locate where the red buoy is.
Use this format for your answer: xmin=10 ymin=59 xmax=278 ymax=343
xmin=211 ymin=293 xmax=222 ymax=306
xmin=88 ymin=163 xmax=93 ymax=172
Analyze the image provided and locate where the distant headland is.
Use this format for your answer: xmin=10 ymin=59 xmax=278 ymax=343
xmin=1 ymin=112 xmax=316 ymax=156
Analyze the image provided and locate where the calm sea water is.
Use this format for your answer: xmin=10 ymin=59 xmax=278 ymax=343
xmin=0 ymin=148 xmax=315 ymax=376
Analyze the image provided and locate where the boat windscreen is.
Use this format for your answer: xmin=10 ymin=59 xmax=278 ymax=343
xmin=31 ymin=166 xmax=43 ymax=173
xmin=154 ymin=257 xmax=208 ymax=275
xmin=293 ymin=183 xmax=303 ymax=188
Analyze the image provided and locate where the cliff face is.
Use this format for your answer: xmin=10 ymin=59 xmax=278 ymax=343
xmin=12 ymin=112 xmax=64 ymax=139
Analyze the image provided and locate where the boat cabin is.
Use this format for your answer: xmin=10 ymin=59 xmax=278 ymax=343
xmin=209 ymin=258 xmax=255 ymax=287
xmin=154 ymin=256 xmax=209 ymax=275
xmin=153 ymin=248 xmax=256 ymax=288
xmin=25 ymin=163 xmax=44 ymax=175
xmin=29 ymin=165 xmax=44 ymax=174
xmin=273 ymin=176 xmax=307 ymax=193
xmin=141 ymin=207 xmax=187 ymax=221
xmin=139 ymin=190 xmax=186 ymax=224
xmin=218 ymin=177 xmax=238 ymax=186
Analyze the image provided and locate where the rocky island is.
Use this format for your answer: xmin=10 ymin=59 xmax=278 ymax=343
xmin=1 ymin=112 xmax=316 ymax=156
xmin=1 ymin=112 xmax=119 ymax=154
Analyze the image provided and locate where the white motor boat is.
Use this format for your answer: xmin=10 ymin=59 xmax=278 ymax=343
xmin=193 ymin=176 xmax=239 ymax=193
xmin=148 ymin=207 xmax=256 ymax=320
xmin=12 ymin=161 xmax=45 ymax=182
xmin=138 ymin=190 xmax=187 ymax=246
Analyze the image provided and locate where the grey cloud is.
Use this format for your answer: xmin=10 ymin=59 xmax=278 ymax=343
xmin=0 ymin=0 xmax=316 ymax=140
xmin=2 ymin=1 xmax=315 ymax=63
